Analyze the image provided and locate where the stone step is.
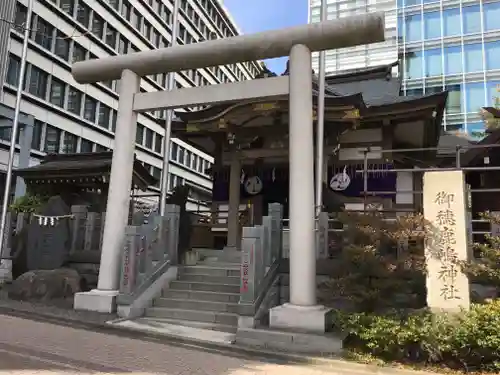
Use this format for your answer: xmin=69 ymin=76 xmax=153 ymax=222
xmin=161 ymin=289 xmax=240 ymax=303
xmin=178 ymin=273 xmax=241 ymax=285
xmin=179 ymin=265 xmax=240 ymax=277
xmin=192 ymin=248 xmax=225 ymax=259
xmin=145 ymin=307 xmax=238 ymax=326
xmin=198 ymin=260 xmax=240 ymax=268
xmin=236 ymin=327 xmax=343 ymax=354
xmin=137 ymin=317 xmax=237 ymax=334
xmin=169 ymin=280 xmax=241 ymax=294
xmin=154 ymin=297 xmax=240 ymax=313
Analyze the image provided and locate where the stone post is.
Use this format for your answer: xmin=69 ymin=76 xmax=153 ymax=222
xmin=317 ymin=212 xmax=329 ymax=259
xmin=423 ymin=170 xmax=470 ymax=312
xmin=166 ymin=204 xmax=180 ymax=265
xmin=240 ymin=226 xmax=259 ymax=304
xmin=74 ymin=69 xmax=140 ymax=313
xmin=268 ymin=203 xmax=283 ymax=262
xmin=226 ymin=154 xmax=241 ymax=250
xmin=269 ymin=44 xmax=332 ymax=334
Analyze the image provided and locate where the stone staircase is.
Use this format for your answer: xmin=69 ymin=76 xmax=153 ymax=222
xmin=143 ymin=249 xmax=241 ymax=334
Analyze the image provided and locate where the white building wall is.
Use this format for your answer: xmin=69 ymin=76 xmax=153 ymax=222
xmin=0 ymin=0 xmax=262 ymax=208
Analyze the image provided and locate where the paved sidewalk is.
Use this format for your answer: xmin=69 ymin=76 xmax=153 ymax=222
xmin=0 ymin=314 xmax=438 ymax=375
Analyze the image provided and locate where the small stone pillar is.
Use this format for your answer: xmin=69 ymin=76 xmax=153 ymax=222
xmin=226 ymin=154 xmax=241 ymax=250
xmin=423 ymin=170 xmax=470 ymax=312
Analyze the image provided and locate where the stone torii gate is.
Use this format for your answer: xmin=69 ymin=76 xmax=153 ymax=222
xmin=71 ymin=14 xmax=385 ymax=330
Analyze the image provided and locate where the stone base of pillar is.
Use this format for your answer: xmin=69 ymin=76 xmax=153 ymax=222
xmin=269 ymin=303 xmax=332 ymax=334
xmin=73 ymin=289 xmax=119 ymax=313
xmin=0 ymin=260 xmax=12 ymax=284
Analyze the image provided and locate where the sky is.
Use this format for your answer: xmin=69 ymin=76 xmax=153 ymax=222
xmin=222 ymin=0 xmax=309 ymax=74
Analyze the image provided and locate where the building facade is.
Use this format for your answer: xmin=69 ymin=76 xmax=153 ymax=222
xmin=309 ymin=0 xmax=500 ymax=138
xmin=0 ymin=0 xmax=262 ymax=209
xmin=308 ymin=0 xmax=399 ymax=74
xmin=399 ymin=0 xmax=500 ymax=136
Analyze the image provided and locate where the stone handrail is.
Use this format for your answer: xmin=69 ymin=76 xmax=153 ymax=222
xmin=238 ymin=203 xmax=283 ymax=326
xmin=117 ymin=204 xmax=180 ymax=304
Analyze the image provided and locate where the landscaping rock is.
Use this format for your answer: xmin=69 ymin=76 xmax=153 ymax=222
xmin=8 ymin=268 xmax=82 ymax=301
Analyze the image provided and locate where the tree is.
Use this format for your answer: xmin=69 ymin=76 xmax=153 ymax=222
xmin=320 ymin=211 xmax=430 ymax=313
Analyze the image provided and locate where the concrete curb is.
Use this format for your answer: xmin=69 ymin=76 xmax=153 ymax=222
xmin=0 ymin=306 xmax=439 ymax=375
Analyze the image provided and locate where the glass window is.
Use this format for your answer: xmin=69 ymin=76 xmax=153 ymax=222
xmin=486 ymin=41 xmax=500 ymax=70
xmin=446 ymin=84 xmax=463 ymax=114
xmin=443 ymin=8 xmax=461 ymax=36
xmin=92 ymin=14 xmax=105 ymax=39
xmin=152 ymin=167 xmax=161 ymax=187
xmin=33 ymin=17 xmax=54 ymax=50
xmin=98 ymin=104 xmax=111 ymax=128
xmin=44 ymin=125 xmax=60 ymax=153
xmin=54 ymin=32 xmax=70 ymax=60
xmin=67 ymin=87 xmax=83 ymax=115
xmin=486 ymin=81 xmax=500 ymax=107
xmin=145 ymin=128 xmax=153 ymax=148
xmin=406 ymin=88 xmax=423 ymax=96
xmin=108 ymin=0 xmax=119 ymax=10
xmin=62 ymin=132 xmax=77 ymax=153
xmin=484 ymin=2 xmax=500 ymax=32
xmin=155 ymin=134 xmax=162 ymax=153
xmin=80 ymin=139 xmax=93 ymax=153
xmin=76 ymin=2 xmax=91 ymax=28
xmin=95 ymin=144 xmax=107 ymax=152
xmin=105 ymin=25 xmax=117 ymax=49
xmin=72 ymin=43 xmax=86 ymax=63
xmin=28 ymin=66 xmax=48 ymax=99
xmin=14 ymin=3 xmax=27 ymax=33
xmin=425 ymin=48 xmax=442 ymax=77
xmin=143 ymin=21 xmax=152 ymax=40
xmin=467 ymin=122 xmax=486 ymax=139
xmin=424 ymin=12 xmax=441 ymax=40
xmin=84 ymin=96 xmax=97 ymax=122
xmin=464 ymin=43 xmax=483 ymax=73
xmin=463 ymin=5 xmax=481 ymax=34
xmin=465 ymin=82 xmax=485 ymax=113
xmin=6 ymin=55 xmax=20 ymax=86
xmin=118 ymin=36 xmax=128 ymax=54
xmin=444 ymin=46 xmax=462 ymax=75
xmin=60 ymin=0 xmax=74 ymax=16
xmin=178 ymin=147 xmax=185 ymax=164
xmin=171 ymin=142 xmax=178 ymax=161
xmin=111 ymin=109 xmax=117 ymax=132
xmin=405 ymin=50 xmax=423 ymax=79
xmin=121 ymin=0 xmax=131 ymax=19
xmin=49 ymin=78 xmax=65 ymax=107
xmin=132 ymin=9 xmax=141 ymax=30
xmin=136 ymin=124 xmax=144 ymax=144
xmin=31 ymin=120 xmax=43 ymax=150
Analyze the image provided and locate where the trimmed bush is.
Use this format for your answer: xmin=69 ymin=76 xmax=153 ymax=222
xmin=334 ymin=299 xmax=500 ymax=372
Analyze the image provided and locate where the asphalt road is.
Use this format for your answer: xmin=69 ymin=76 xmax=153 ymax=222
xmin=0 ymin=314 xmax=356 ymax=375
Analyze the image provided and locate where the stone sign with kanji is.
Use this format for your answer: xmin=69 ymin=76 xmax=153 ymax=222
xmin=423 ymin=171 xmax=470 ymax=312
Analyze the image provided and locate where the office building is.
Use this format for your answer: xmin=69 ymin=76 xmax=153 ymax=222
xmin=0 ymin=0 xmax=262 ymax=209
xmin=399 ymin=0 xmax=500 ymax=136
xmin=308 ymin=0 xmax=399 ymax=74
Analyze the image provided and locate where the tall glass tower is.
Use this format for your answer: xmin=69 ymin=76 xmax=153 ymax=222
xmin=399 ymin=0 xmax=500 ymax=137
xmin=309 ymin=0 xmax=399 ymax=74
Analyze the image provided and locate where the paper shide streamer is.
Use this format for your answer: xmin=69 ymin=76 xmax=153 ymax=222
xmin=33 ymin=214 xmax=74 ymax=227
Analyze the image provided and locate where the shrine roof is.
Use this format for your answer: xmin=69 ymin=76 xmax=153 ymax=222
xmin=174 ymin=61 xmax=447 ymax=124
xmin=460 ymin=128 xmax=500 ymax=166
xmin=15 ymin=152 xmax=156 ymax=190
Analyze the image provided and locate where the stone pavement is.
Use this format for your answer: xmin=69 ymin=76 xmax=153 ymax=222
xmin=0 ymin=314 xmax=436 ymax=375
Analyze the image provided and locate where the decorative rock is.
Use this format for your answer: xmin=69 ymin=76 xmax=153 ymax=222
xmin=8 ymin=268 xmax=82 ymax=301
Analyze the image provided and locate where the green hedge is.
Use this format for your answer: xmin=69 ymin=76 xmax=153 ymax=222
xmin=333 ymin=299 xmax=500 ymax=372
